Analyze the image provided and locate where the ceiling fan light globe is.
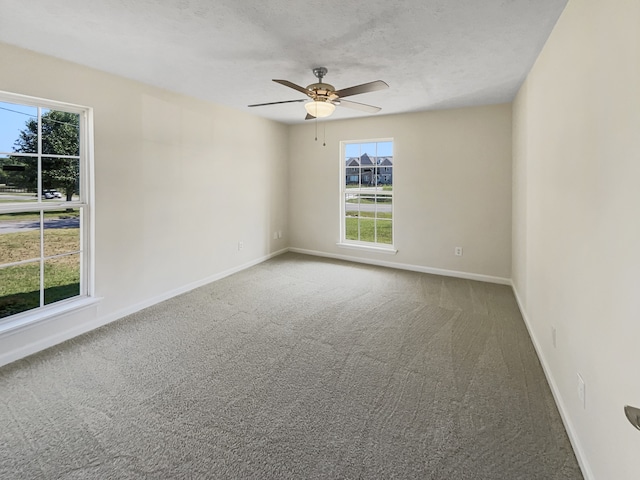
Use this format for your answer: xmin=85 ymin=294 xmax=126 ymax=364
xmin=304 ymin=100 xmax=335 ymax=118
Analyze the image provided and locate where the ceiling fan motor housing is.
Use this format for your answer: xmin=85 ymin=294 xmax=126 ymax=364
xmin=306 ymin=83 xmax=337 ymax=101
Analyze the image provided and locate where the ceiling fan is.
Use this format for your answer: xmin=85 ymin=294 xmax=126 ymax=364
xmin=248 ymin=67 xmax=388 ymax=120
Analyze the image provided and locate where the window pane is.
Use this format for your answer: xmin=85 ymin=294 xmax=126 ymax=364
xmin=345 ymin=143 xmax=361 ymax=158
xmin=345 ymin=217 xmax=359 ymax=241
xmin=41 ymin=110 xmax=80 ymax=156
xmin=0 ymin=212 xmax=41 ymax=264
xmin=360 ymin=169 xmax=374 ymax=186
xmin=42 ymin=157 xmax=80 ymax=201
xmin=345 ymin=192 xmax=359 ymax=207
xmin=0 ymin=262 xmax=41 ymax=319
xmin=374 ymin=194 xmax=393 ymax=219
xmin=0 ymin=155 xmax=38 ymax=202
xmin=376 ymin=209 xmax=392 ymax=220
xmin=44 ymin=254 xmax=80 ymax=305
xmin=360 ymin=143 xmax=377 ymax=156
xmin=44 ymin=209 xmax=81 ymax=257
xmin=0 ymin=102 xmax=38 ymax=154
xmin=376 ymin=219 xmax=393 ymax=244
xmin=359 ymin=195 xmax=378 ymax=218
xmin=345 ymin=158 xmax=361 ymax=187
xmin=374 ymin=161 xmax=392 ymax=192
xmin=345 ymin=175 xmax=359 ymax=186
xmin=376 ymin=141 xmax=393 ymax=156
xmin=345 ymin=208 xmax=360 ymax=219
xmin=357 ymin=217 xmax=376 ymax=242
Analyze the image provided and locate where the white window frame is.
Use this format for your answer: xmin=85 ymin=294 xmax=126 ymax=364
xmin=0 ymin=90 xmax=97 ymax=334
xmin=337 ymin=138 xmax=397 ymax=254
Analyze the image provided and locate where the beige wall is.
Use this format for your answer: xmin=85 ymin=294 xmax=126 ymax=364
xmin=289 ymin=105 xmax=513 ymax=280
xmin=0 ymin=43 xmax=289 ymax=365
xmin=512 ymin=1 xmax=640 ymax=478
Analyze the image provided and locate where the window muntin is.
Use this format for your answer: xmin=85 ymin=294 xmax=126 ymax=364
xmin=0 ymin=94 xmax=91 ymax=322
xmin=341 ymin=140 xmax=394 ymax=247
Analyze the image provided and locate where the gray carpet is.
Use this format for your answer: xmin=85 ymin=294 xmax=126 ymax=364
xmin=0 ymin=253 xmax=582 ymax=479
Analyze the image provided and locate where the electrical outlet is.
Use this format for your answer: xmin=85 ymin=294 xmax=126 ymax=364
xmin=273 ymin=232 xmax=278 ymax=240
xmin=238 ymin=241 xmax=244 ymax=251
xmin=577 ymin=374 xmax=585 ymax=409
xmin=454 ymin=247 xmax=463 ymax=256
xmin=278 ymin=231 xmax=282 ymax=239
xmin=551 ymin=326 xmax=557 ymax=348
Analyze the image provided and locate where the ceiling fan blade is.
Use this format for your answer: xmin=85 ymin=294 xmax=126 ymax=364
xmin=273 ymin=79 xmax=312 ymax=97
xmin=305 ymin=113 xmax=315 ymax=120
xmin=334 ymin=80 xmax=389 ymax=99
xmin=336 ymin=99 xmax=381 ymax=113
xmin=248 ymin=99 xmax=306 ymax=107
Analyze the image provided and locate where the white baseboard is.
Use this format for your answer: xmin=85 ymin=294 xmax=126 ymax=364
xmin=0 ymin=248 xmax=288 ymax=368
xmin=96 ymin=248 xmax=289 ymax=328
xmin=288 ymin=247 xmax=511 ymax=285
xmin=511 ymin=283 xmax=594 ymax=480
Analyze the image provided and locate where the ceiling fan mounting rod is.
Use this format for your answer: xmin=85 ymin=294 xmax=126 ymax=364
xmin=312 ymin=67 xmax=328 ymax=83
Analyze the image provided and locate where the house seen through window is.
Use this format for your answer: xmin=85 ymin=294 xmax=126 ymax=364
xmin=341 ymin=140 xmax=394 ymax=247
xmin=0 ymin=92 xmax=93 ymax=322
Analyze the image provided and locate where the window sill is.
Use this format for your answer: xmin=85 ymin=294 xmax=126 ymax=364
xmin=336 ymin=242 xmax=398 ymax=255
xmin=0 ymin=296 xmax=102 ymax=336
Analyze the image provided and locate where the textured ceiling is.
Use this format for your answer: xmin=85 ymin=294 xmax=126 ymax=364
xmin=0 ymin=0 xmax=567 ymax=124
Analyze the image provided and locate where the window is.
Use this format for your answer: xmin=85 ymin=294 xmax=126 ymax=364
xmin=0 ymin=92 xmax=94 ymax=325
xmin=340 ymin=140 xmax=395 ymax=251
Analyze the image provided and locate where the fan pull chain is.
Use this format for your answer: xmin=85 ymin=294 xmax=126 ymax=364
xmin=315 ymin=115 xmax=318 ymax=141
xmin=323 ymin=122 xmax=326 ymax=147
